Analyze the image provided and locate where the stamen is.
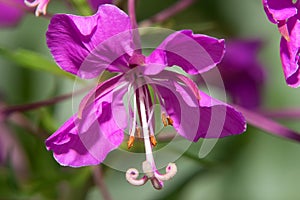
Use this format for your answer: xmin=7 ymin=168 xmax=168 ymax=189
xmin=144 ymin=86 xmax=156 ymax=142
xmin=150 ymin=135 xmax=157 ymax=146
xmin=162 ymin=112 xmax=173 ymax=126
xmin=127 ymin=136 xmax=135 ymax=149
xmin=162 ymin=113 xmax=168 ymax=126
xmin=126 ymin=168 xmax=148 ymax=186
xmin=128 ymin=87 xmax=137 ymax=149
xmin=136 ymin=127 xmax=141 ymax=138
xmin=167 ymin=116 xmax=174 ymax=126
xmin=130 ymin=90 xmax=137 ymax=135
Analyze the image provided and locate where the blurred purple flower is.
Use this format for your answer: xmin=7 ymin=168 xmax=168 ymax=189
xmin=88 ymin=0 xmax=113 ymax=11
xmin=45 ymin=4 xmax=246 ymax=188
xmin=263 ymin=0 xmax=300 ymax=87
xmin=0 ymin=0 xmax=27 ymax=27
xmin=218 ymin=40 xmax=266 ymax=109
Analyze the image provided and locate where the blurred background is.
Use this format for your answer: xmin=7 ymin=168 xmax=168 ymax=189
xmin=1 ymin=0 xmax=300 ymax=199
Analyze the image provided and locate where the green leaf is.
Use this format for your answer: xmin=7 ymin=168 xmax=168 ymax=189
xmin=70 ymin=0 xmax=93 ymax=16
xmin=0 ymin=47 xmax=75 ymax=80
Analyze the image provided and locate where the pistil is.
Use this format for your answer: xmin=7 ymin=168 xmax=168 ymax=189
xmin=125 ymin=86 xmax=177 ymax=189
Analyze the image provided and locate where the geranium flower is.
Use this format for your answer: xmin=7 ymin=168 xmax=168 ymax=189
xmin=45 ymin=5 xmax=246 ymax=189
xmin=0 ymin=0 xmax=27 ymax=27
xmin=263 ymin=0 xmax=300 ymax=87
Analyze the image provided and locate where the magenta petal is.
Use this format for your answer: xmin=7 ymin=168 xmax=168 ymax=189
xmin=76 ymin=81 xmax=128 ymax=162
xmin=155 ymin=81 xmax=200 ymax=141
xmin=45 ymin=77 xmax=128 ymax=167
xmin=195 ymin=90 xmax=247 ymax=140
xmin=263 ymin=0 xmax=297 ymax=23
xmin=45 ymin=115 xmax=100 ymax=167
xmin=152 ymin=71 xmax=246 ymax=141
xmin=148 ymin=30 xmax=225 ymax=75
xmin=46 ymin=5 xmax=133 ymax=79
xmin=280 ymin=17 xmax=300 ymax=88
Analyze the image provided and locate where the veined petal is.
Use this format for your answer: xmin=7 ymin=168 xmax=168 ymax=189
xmin=78 ymin=74 xmax=124 ymax=119
xmin=263 ymin=0 xmax=297 ymax=23
xmin=147 ymin=30 xmax=225 ymax=75
xmin=46 ymin=5 xmax=134 ymax=79
xmin=280 ymin=17 xmax=300 ymax=88
xmin=45 ymin=77 xmax=128 ymax=167
xmin=195 ymin=90 xmax=247 ymax=140
xmin=45 ymin=115 xmax=100 ymax=167
xmin=151 ymin=71 xmax=246 ymax=141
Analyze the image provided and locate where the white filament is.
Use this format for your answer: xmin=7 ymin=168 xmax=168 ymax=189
xmin=129 ymin=91 xmax=137 ymax=137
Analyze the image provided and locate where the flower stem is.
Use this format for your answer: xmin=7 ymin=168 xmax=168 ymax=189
xmin=0 ymin=87 xmax=88 ymax=117
xmin=128 ymin=0 xmax=141 ymax=52
xmin=139 ymin=0 xmax=196 ymax=27
xmin=92 ymin=166 xmax=113 ymax=200
xmin=261 ymin=108 xmax=300 ymax=119
xmin=128 ymin=0 xmax=138 ymax=29
xmin=235 ymin=105 xmax=300 ymax=142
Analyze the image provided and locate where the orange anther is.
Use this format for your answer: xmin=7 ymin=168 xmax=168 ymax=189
xmin=161 ymin=113 xmax=168 ymax=127
xmin=167 ymin=116 xmax=173 ymax=126
xmin=127 ymin=136 xmax=135 ymax=149
xmin=136 ymin=127 xmax=141 ymax=138
xmin=162 ymin=113 xmax=174 ymax=126
xmin=150 ymin=135 xmax=157 ymax=147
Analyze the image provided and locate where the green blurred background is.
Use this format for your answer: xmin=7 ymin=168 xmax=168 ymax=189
xmin=1 ymin=0 xmax=300 ymax=199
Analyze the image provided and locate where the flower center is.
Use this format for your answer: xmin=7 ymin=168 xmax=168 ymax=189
xmin=128 ymin=53 xmax=146 ymax=68
xmin=125 ymin=83 xmax=177 ymax=190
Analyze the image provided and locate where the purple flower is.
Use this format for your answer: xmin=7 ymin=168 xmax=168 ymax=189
xmin=24 ymin=0 xmax=50 ymax=16
xmin=0 ymin=0 xmax=27 ymax=27
xmin=218 ymin=40 xmax=266 ymax=109
xmin=45 ymin=5 xmax=246 ymax=189
xmin=263 ymin=0 xmax=300 ymax=87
